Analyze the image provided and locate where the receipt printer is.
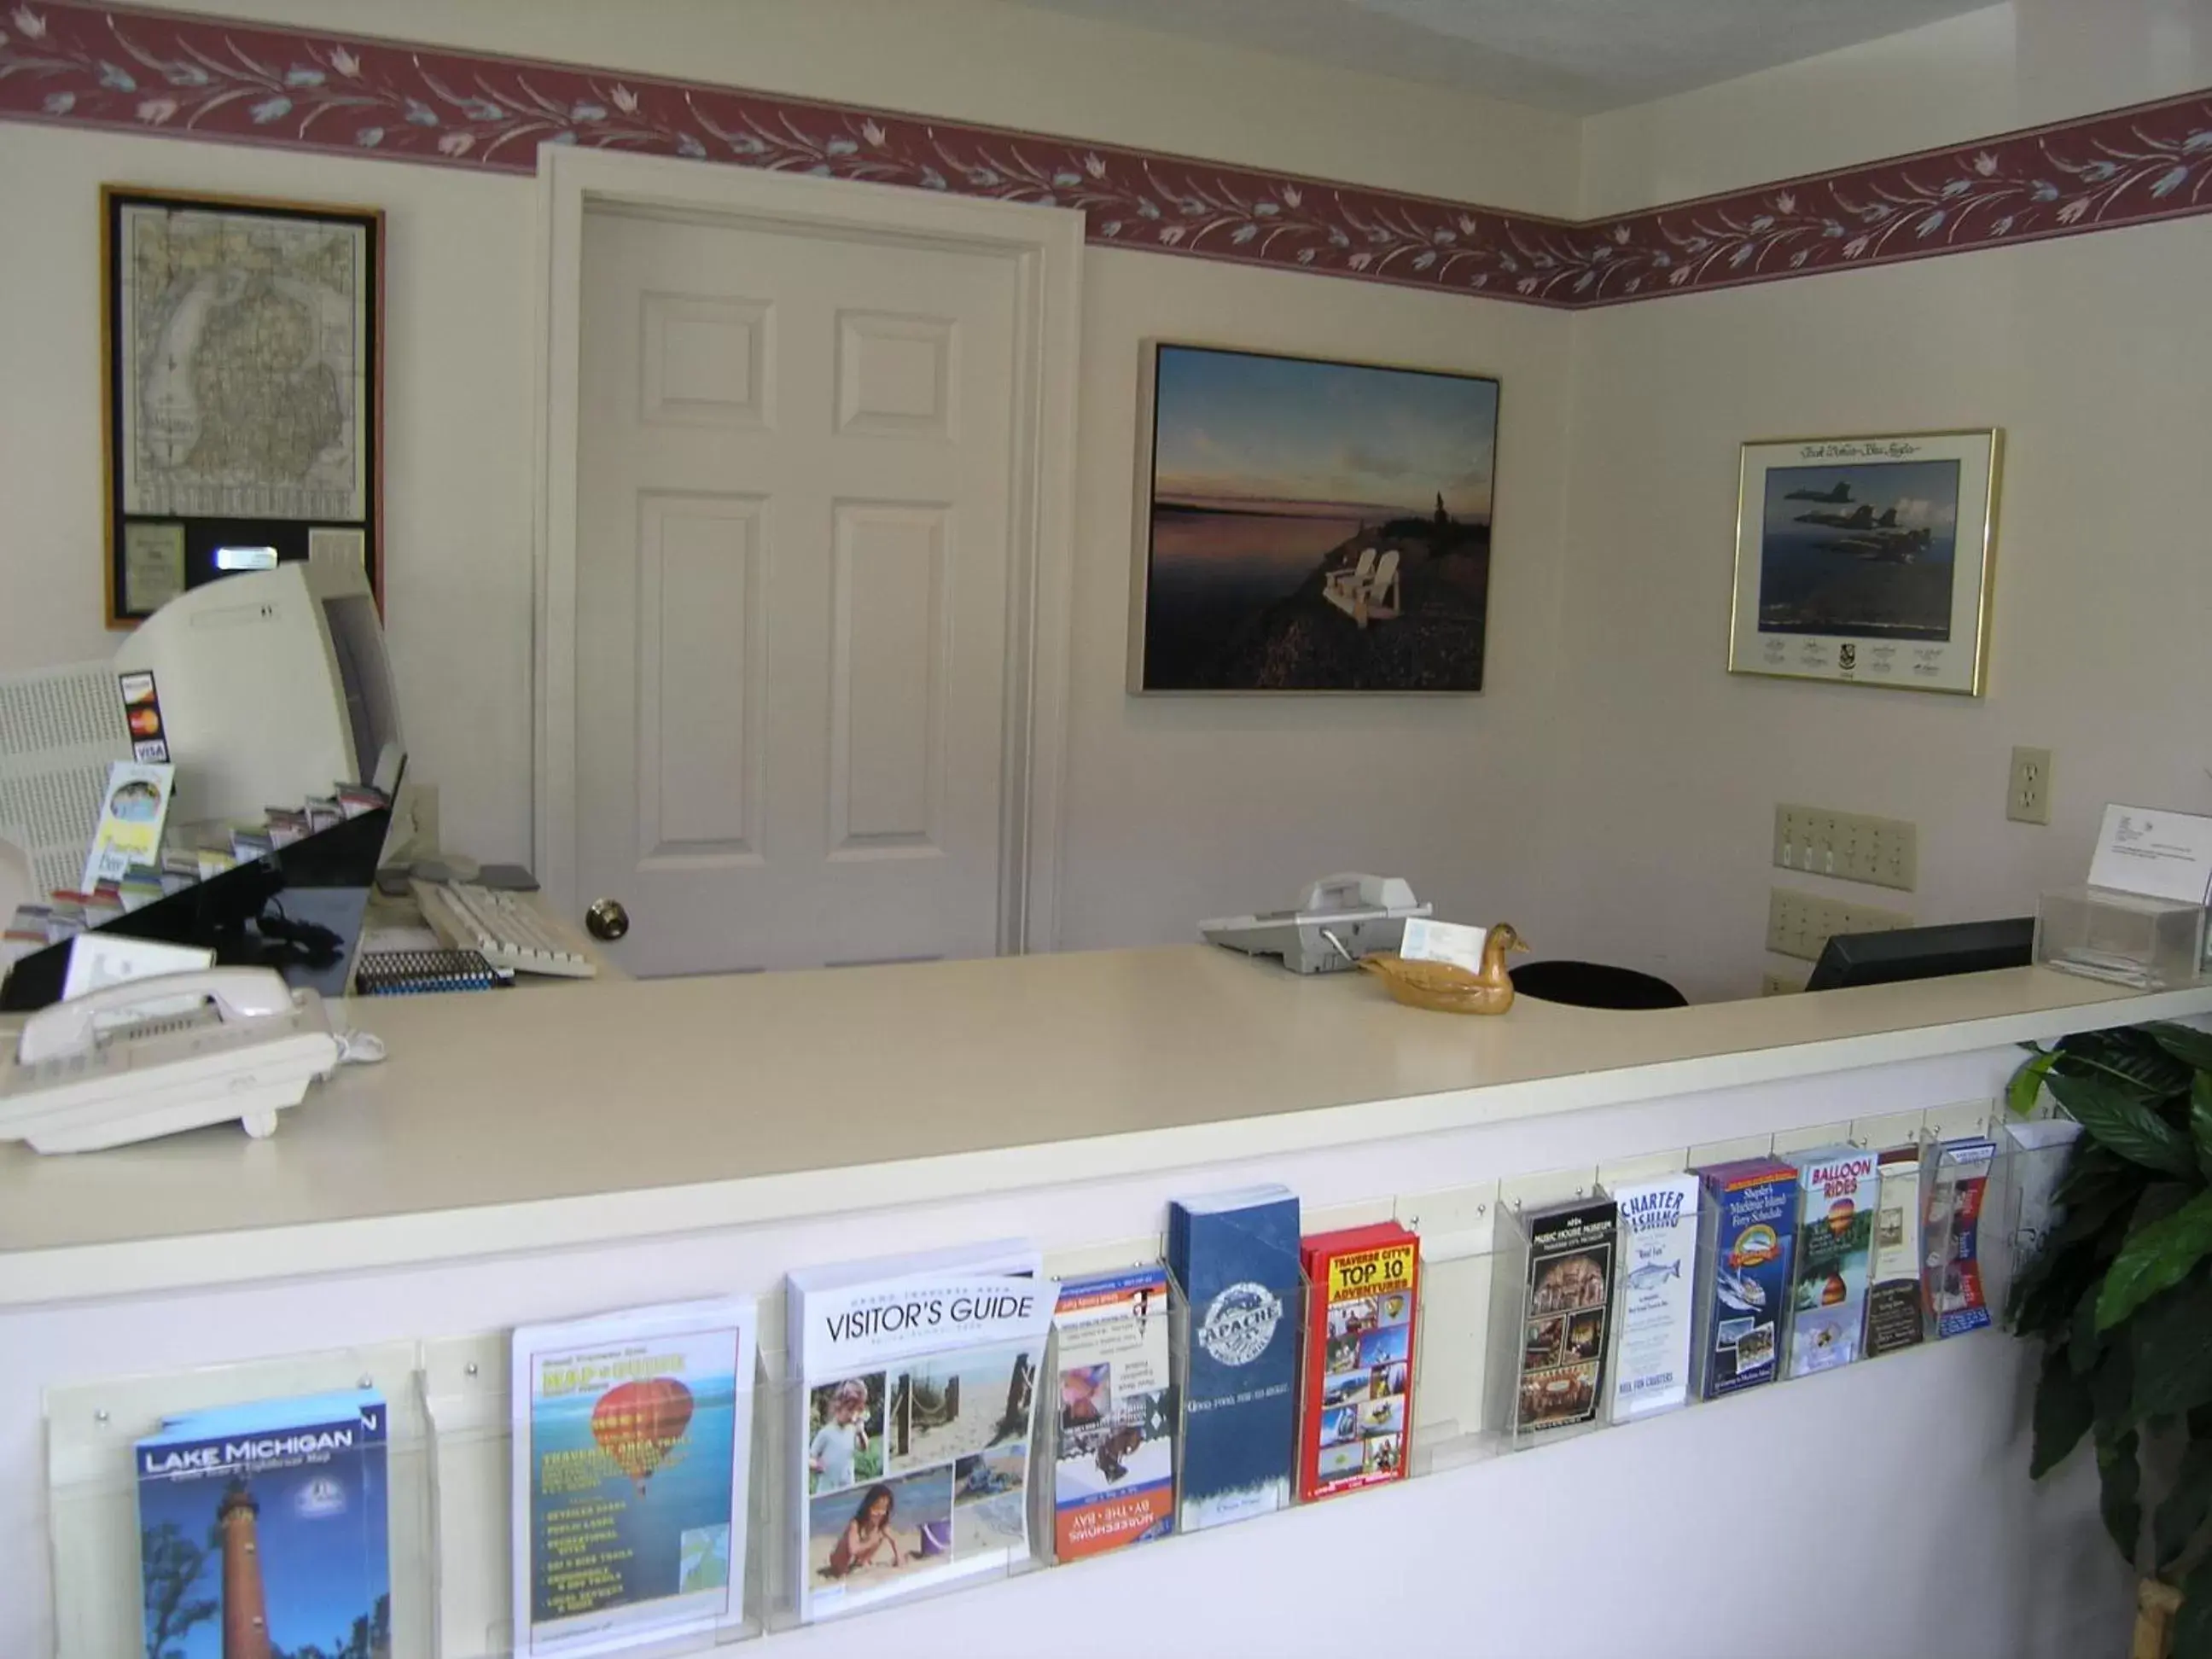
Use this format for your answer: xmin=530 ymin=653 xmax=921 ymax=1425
xmin=1200 ymin=873 xmax=1431 ymax=974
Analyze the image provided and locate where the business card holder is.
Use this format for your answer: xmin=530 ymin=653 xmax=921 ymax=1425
xmin=2035 ymin=885 xmax=2204 ymax=990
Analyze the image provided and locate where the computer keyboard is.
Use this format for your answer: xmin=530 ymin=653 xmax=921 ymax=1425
xmin=412 ymin=881 xmax=598 ymax=979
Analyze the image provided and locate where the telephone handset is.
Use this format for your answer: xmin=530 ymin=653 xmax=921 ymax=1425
xmin=3 ymin=967 xmax=342 ymax=1154
xmin=1295 ymin=872 xmax=1422 ymax=918
xmin=1200 ymin=872 xmax=1430 ymax=974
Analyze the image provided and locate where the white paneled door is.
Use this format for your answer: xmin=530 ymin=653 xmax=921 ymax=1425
xmin=573 ymin=205 xmax=1022 ymax=975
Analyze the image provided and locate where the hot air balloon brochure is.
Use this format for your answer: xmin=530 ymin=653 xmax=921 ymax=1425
xmin=1050 ymin=1263 xmax=1176 ymax=1560
xmin=134 ymin=1388 xmax=389 ymax=1659
xmin=510 ymin=1296 xmax=760 ymax=1656
xmin=1784 ymin=1146 xmax=1878 ymax=1377
xmin=788 ymin=1243 xmax=1049 ymax=1622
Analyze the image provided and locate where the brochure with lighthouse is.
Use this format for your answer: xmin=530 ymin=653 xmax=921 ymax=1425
xmin=134 ymin=1388 xmax=390 ymax=1659
xmin=786 ymin=1240 xmax=1049 ymax=1623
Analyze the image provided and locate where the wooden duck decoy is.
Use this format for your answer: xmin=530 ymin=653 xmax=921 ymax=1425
xmin=1358 ymin=923 xmax=1529 ymax=1015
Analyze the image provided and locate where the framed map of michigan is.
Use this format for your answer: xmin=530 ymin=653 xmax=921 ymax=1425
xmin=102 ymin=186 xmax=382 ymax=626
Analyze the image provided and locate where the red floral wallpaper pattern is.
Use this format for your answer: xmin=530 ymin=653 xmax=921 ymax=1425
xmin=3 ymin=0 xmax=2209 ymax=307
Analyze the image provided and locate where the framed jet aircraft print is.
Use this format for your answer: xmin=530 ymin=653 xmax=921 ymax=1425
xmin=1728 ymin=429 xmax=2000 ymax=695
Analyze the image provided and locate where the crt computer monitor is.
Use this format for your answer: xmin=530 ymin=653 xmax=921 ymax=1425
xmin=112 ymin=555 xmax=404 ymax=825
xmin=1806 ymin=917 xmax=2035 ymax=992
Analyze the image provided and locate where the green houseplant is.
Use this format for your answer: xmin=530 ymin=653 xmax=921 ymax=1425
xmin=2007 ymin=1019 xmax=2212 ymax=1657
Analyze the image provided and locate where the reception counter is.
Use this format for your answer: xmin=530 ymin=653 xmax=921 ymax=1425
xmin=5 ymin=947 xmax=2209 ymax=1656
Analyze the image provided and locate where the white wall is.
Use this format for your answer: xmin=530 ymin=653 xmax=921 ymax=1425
xmin=1581 ymin=0 xmax=2212 ymax=217
xmin=0 ymin=0 xmax=1576 ymax=939
xmin=1542 ymin=3 xmax=2212 ymax=999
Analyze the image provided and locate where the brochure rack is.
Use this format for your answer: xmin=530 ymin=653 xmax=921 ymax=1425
xmin=45 ymin=1102 xmax=2087 ymax=1655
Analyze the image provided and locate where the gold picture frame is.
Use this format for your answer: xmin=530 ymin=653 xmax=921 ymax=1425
xmin=101 ymin=184 xmax=385 ymax=628
xmin=1727 ymin=428 xmax=2001 ymax=695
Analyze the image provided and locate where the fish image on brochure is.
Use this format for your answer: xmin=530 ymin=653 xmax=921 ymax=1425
xmin=510 ymin=1298 xmax=758 ymax=1657
xmin=786 ymin=1247 xmax=1050 ymax=1622
xmin=1611 ymin=1174 xmax=1701 ymax=1423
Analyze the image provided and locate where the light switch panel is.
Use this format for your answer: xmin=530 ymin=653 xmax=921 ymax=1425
xmin=1773 ymin=804 xmax=1918 ymax=890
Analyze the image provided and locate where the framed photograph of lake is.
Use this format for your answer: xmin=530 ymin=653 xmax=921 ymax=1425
xmin=1729 ymin=430 xmax=2000 ymax=695
xmin=1129 ymin=343 xmax=1499 ymax=693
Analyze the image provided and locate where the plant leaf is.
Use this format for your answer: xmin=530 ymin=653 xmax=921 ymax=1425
xmin=2175 ymin=1557 xmax=2212 ymax=1659
xmin=2096 ymin=1426 xmax=2144 ymax=1567
xmin=2133 ymin=1276 xmax=2212 ymax=1420
xmin=2149 ymin=1022 xmax=2212 ymax=1075
xmin=2093 ymin=1336 xmax=2138 ymax=1436
xmin=2058 ymin=1140 xmax=2151 ymax=1208
xmin=2032 ymin=1342 xmax=2094 ymax=1477
xmin=2196 ymin=1073 xmax=2212 ymax=1182
xmin=2157 ymin=1439 xmax=2212 ymax=1570
xmin=2071 ymin=1280 xmax=2107 ymax=1375
xmin=2058 ymin=1025 xmax=2196 ymax=1099
xmin=2048 ymin=1070 xmax=2198 ymax=1178
xmin=2102 ymin=1191 xmax=2212 ymax=1330
xmin=2009 ymin=1048 xmax=2058 ymax=1116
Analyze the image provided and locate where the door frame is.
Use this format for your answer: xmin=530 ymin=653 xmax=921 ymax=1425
xmin=532 ymin=147 xmax=1082 ymax=956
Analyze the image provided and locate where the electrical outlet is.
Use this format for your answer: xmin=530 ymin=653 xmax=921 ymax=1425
xmin=1767 ymin=887 xmax=1914 ymax=961
xmin=1773 ymin=804 xmax=1918 ymax=890
xmin=2008 ymin=747 xmax=2053 ymax=825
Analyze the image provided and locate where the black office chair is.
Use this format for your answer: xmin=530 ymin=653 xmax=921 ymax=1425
xmin=1510 ymin=959 xmax=1687 ymax=1010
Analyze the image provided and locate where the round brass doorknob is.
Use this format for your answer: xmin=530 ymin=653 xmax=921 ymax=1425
xmin=585 ymin=899 xmax=630 ymax=941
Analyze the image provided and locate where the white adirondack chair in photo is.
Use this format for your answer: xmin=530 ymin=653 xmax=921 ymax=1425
xmin=1323 ymin=547 xmax=1378 ymax=620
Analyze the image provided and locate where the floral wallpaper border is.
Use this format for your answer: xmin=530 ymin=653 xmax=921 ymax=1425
xmin=3 ymin=0 xmax=2210 ymax=307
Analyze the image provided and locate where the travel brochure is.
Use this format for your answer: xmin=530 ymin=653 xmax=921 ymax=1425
xmin=1299 ymin=1221 xmax=1419 ymax=1500
xmin=122 ymin=1128 xmax=2032 ymax=1643
xmin=787 ymin=1241 xmax=1050 ymax=1622
xmin=135 ymin=1389 xmax=389 ymax=1659
xmin=509 ymin=1298 xmax=759 ymax=1656
xmin=1511 ymin=1197 xmax=1618 ymax=1439
xmin=1051 ymin=1265 xmax=1176 ymax=1560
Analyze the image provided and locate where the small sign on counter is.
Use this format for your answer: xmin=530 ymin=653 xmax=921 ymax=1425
xmin=2087 ymin=804 xmax=2212 ymax=905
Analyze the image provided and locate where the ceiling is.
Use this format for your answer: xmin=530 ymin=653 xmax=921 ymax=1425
xmin=992 ymin=0 xmax=1995 ymax=113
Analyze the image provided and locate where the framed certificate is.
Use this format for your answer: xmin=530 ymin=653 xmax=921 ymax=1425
xmin=1728 ymin=429 xmax=2000 ymax=695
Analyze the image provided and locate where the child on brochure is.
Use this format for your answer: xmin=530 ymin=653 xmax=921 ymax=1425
xmin=810 ymin=1379 xmax=871 ymax=1493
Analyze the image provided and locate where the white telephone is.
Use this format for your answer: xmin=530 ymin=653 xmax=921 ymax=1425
xmin=1200 ymin=872 xmax=1431 ymax=974
xmin=1 ymin=968 xmax=342 ymax=1154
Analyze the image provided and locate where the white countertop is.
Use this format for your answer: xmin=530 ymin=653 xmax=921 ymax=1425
xmin=3 ymin=946 xmax=2207 ymax=1307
